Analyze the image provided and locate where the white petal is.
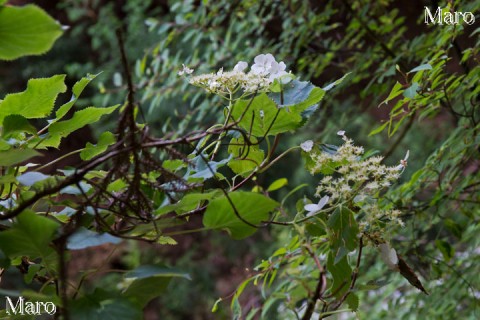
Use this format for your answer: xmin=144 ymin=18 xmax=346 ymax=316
xmin=300 ymin=140 xmax=314 ymax=152
xmin=234 ymin=61 xmax=248 ymax=72
xmin=337 ymin=130 xmax=346 ymax=136
xmin=264 ymin=53 xmax=275 ymax=64
xmin=254 ymin=54 xmax=267 ymax=65
xmin=404 ymin=150 xmax=410 ymax=160
xmin=317 ymin=195 xmax=329 ymax=210
xmin=304 ymin=204 xmax=319 ymax=212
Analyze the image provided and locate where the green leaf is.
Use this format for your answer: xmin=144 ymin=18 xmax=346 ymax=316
xmin=66 ymin=227 xmax=122 ymax=250
xmin=408 ymin=64 xmax=432 ymax=73
xmin=327 ymin=252 xmax=351 ymax=297
xmin=2 ymin=115 xmax=37 ymax=138
xmin=228 ymin=137 xmax=264 ymax=176
xmin=0 ymin=148 xmax=40 ymax=166
xmin=188 ymin=154 xmax=231 ymax=180
xmin=70 ymin=289 xmax=143 ymax=320
xmin=0 ymin=5 xmax=63 ymax=60
xmin=368 ymin=121 xmax=389 ymax=136
xmin=435 ymin=240 xmax=454 ymax=262
xmin=55 ymin=73 xmax=100 ymax=121
xmin=322 ymin=72 xmax=351 ymax=91
xmin=381 ymin=81 xmax=403 ymax=105
xmin=270 ymin=80 xmax=325 ymax=109
xmin=122 ymin=265 xmax=191 ymax=307
xmin=80 ymin=131 xmax=116 ymax=160
xmin=231 ymin=94 xmax=303 ymax=136
xmin=154 ymin=190 xmax=222 ymax=216
xmin=0 ymin=75 xmax=67 ymax=124
xmin=403 ymin=82 xmax=419 ymax=99
xmin=346 ymin=292 xmax=359 ymax=311
xmin=0 ymin=210 xmax=59 ymax=261
xmin=203 ymin=192 xmax=278 ymax=239
xmin=48 ymin=105 xmax=118 ymax=142
xmin=327 ymin=206 xmax=359 ymax=263
xmin=267 ymin=178 xmax=288 ymax=192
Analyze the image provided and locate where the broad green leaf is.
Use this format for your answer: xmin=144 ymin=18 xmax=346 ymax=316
xmin=48 ymin=105 xmax=118 ymax=142
xmin=55 ymin=73 xmax=100 ymax=121
xmin=80 ymin=131 xmax=116 ymax=160
xmin=327 ymin=252 xmax=351 ymax=298
xmin=0 ymin=210 xmax=59 ymax=261
xmin=66 ymin=227 xmax=122 ymax=250
xmin=154 ymin=190 xmax=222 ymax=216
xmin=327 ymin=206 xmax=359 ymax=263
xmin=123 ymin=265 xmax=191 ymax=307
xmin=203 ymin=192 xmax=278 ymax=239
xmin=69 ymin=289 xmax=142 ymax=320
xmin=0 ymin=5 xmax=63 ymax=60
xmin=2 ymin=115 xmax=37 ymax=138
xmin=231 ymin=94 xmax=303 ymax=136
xmin=0 ymin=148 xmax=40 ymax=166
xmin=228 ymin=137 xmax=264 ymax=176
xmin=0 ymin=75 xmax=66 ymax=123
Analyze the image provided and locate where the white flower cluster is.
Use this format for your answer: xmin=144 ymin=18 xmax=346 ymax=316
xmin=181 ymin=54 xmax=291 ymax=96
xmin=307 ymin=131 xmax=406 ymax=228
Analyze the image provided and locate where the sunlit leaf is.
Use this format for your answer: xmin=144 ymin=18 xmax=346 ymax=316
xmin=0 ymin=5 xmax=63 ymax=60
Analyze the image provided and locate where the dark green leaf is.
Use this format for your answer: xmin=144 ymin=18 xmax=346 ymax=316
xmin=0 ymin=210 xmax=59 ymax=261
xmin=327 ymin=252 xmax=351 ymax=297
xmin=123 ymin=265 xmax=191 ymax=307
xmin=346 ymin=292 xmax=359 ymax=311
xmin=2 ymin=115 xmax=37 ymax=138
xmin=327 ymin=206 xmax=359 ymax=263
xmin=203 ymin=192 xmax=278 ymax=239
xmin=435 ymin=240 xmax=454 ymax=262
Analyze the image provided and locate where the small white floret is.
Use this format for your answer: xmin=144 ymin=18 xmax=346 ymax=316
xmin=300 ymin=140 xmax=314 ymax=152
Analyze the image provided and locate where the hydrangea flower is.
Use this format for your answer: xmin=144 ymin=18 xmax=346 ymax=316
xmin=186 ymin=53 xmax=291 ymax=96
xmin=308 ymin=132 xmax=407 ymax=229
